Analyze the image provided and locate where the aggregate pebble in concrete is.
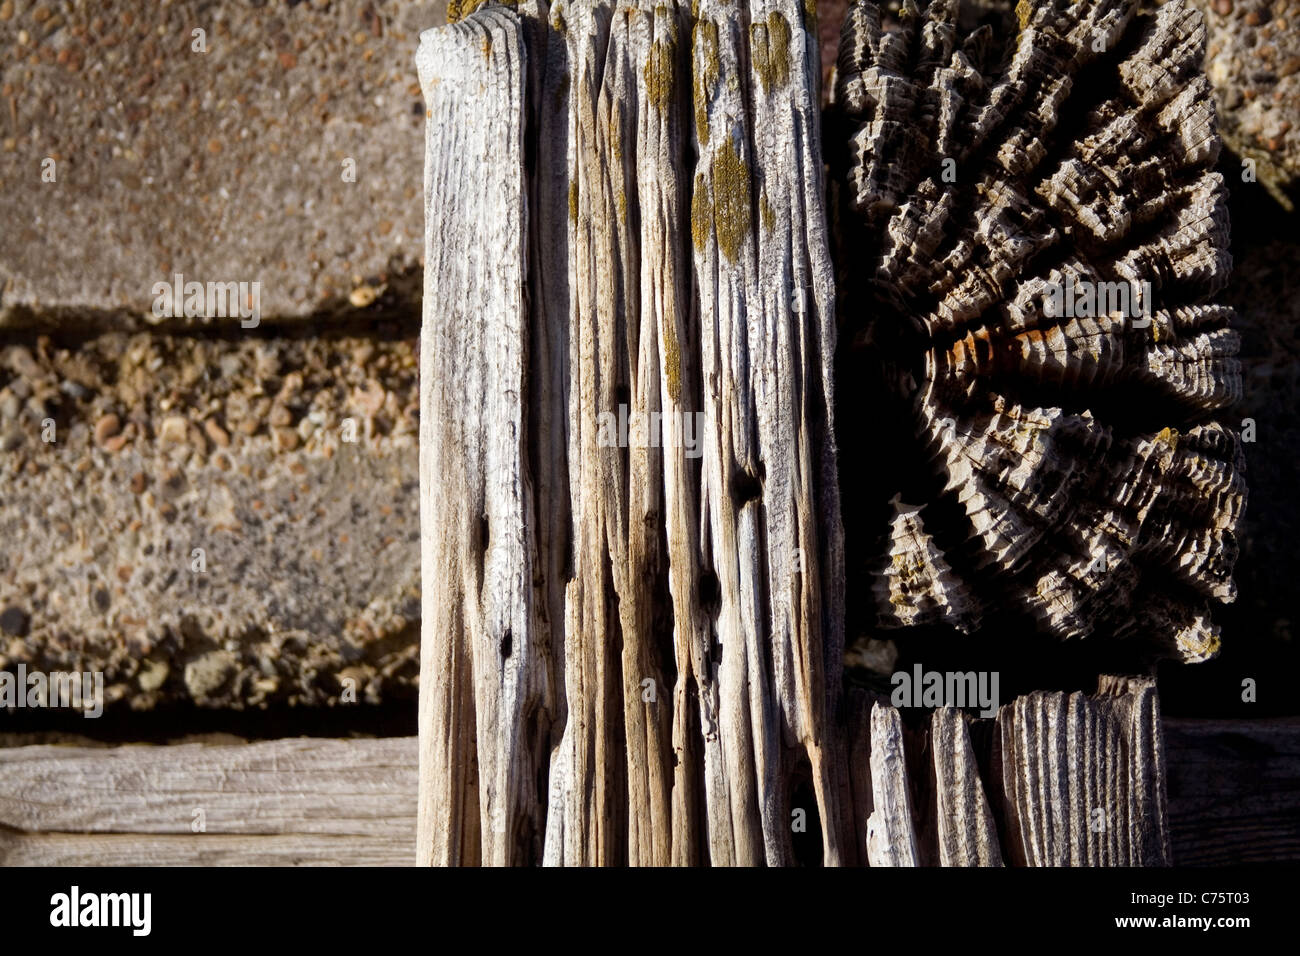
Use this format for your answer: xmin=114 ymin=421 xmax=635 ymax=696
xmin=0 ymin=0 xmax=448 ymax=328
xmin=1195 ymin=0 xmax=1300 ymax=208
xmin=0 ymin=321 xmax=421 ymax=709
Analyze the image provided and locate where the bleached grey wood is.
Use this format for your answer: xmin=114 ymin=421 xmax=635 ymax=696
xmin=0 ymin=737 xmax=415 ymax=865
xmin=420 ymin=1 xmax=845 ymax=866
xmin=688 ymin=0 xmax=847 ymax=867
xmin=993 ymin=677 xmax=1172 ymax=867
xmin=542 ymin=0 xmax=626 ymax=867
xmin=0 ymin=718 xmax=1290 ymax=865
xmin=0 ymin=738 xmax=415 ymax=837
xmin=0 ymin=832 xmax=413 ymax=868
xmin=415 ymin=7 xmax=545 ymax=867
xmin=931 ymin=707 xmax=1003 ymax=866
xmin=865 ymin=702 xmax=920 ymax=866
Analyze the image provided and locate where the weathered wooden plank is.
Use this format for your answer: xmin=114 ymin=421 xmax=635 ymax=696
xmin=0 ymin=832 xmax=412 ymax=868
xmin=0 ymin=719 xmax=1293 ymax=865
xmin=1164 ymin=717 xmax=1300 ymax=865
xmin=864 ymin=702 xmax=920 ymax=866
xmin=931 ymin=707 xmax=1002 ymax=866
xmin=856 ymin=678 xmax=1179 ymax=866
xmin=0 ymin=737 xmax=417 ymax=865
xmin=415 ymin=6 xmax=546 ymax=867
xmin=0 ymin=738 xmax=415 ymax=838
xmin=687 ymin=0 xmax=846 ymax=868
xmin=992 ymin=678 xmax=1172 ymax=867
xmin=843 ymin=687 xmax=878 ymax=866
xmin=543 ymin=0 xmax=626 ymax=867
xmin=420 ymin=1 xmax=845 ymax=866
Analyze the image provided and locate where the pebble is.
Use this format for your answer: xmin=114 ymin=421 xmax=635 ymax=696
xmin=159 ymin=415 xmax=188 ymax=445
xmin=94 ymin=412 xmax=122 ymax=446
xmin=272 ymin=426 xmax=300 ymax=452
xmin=183 ymin=651 xmax=237 ymax=699
xmin=204 ymin=418 xmax=231 ymax=448
xmin=137 ymin=658 xmax=169 ymax=692
xmin=349 ymin=284 xmax=379 ymax=308
xmin=358 ymin=380 xmax=386 ymax=415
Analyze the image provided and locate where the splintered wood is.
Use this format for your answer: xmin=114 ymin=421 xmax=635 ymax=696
xmin=419 ymin=0 xmax=845 ymax=867
xmin=844 ymin=677 xmax=1170 ymax=867
xmin=416 ymin=2 xmax=1178 ymax=866
xmin=415 ymin=9 xmax=537 ymax=867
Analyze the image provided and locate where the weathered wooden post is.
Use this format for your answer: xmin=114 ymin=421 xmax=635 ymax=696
xmin=415 ymin=0 xmax=1243 ymax=866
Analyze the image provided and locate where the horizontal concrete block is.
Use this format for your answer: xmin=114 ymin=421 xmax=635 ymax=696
xmin=0 ymin=0 xmax=448 ymax=328
xmin=0 ymin=322 xmax=421 ymax=709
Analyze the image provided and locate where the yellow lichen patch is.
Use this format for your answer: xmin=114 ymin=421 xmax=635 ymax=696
xmin=1015 ymin=0 xmax=1033 ymax=30
xmin=751 ymin=12 xmax=792 ymax=94
xmin=691 ymin=173 xmax=710 ymax=252
xmin=609 ymin=99 xmax=625 ymax=161
xmin=618 ymin=189 xmax=628 ymax=224
xmin=448 ymin=0 xmax=518 ymax=24
xmin=663 ymin=322 xmax=682 ymax=402
xmin=804 ymin=0 xmax=818 ymax=34
xmin=1179 ymin=628 xmax=1221 ymax=663
xmin=759 ymin=190 xmax=775 ymax=233
xmin=1155 ymin=426 xmax=1180 ymax=451
xmin=692 ymin=19 xmax=720 ymax=146
xmin=569 ymin=179 xmax=579 ymax=223
xmin=644 ymin=37 xmax=677 ymax=114
xmin=711 ymin=137 xmax=752 ymax=263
